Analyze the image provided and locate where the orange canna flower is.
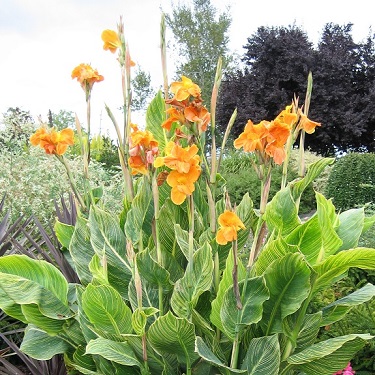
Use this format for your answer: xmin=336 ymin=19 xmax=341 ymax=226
xmin=71 ymin=63 xmax=104 ymax=92
xmin=298 ymin=113 xmax=321 ymax=134
xmin=233 ymin=120 xmax=269 ymax=152
xmin=161 ymin=107 xmax=186 ymax=131
xmin=129 ymin=155 xmax=148 ymax=176
xmin=184 ymin=102 xmax=210 ymax=132
xmin=170 ymin=76 xmax=201 ymax=101
xmin=30 ymin=127 xmax=74 ymax=156
xmin=216 ymin=210 xmax=246 ymax=245
xmin=154 ymin=141 xmax=201 ymax=205
xmin=101 ymin=29 xmax=122 ymax=53
xmin=275 ymin=104 xmax=298 ymax=127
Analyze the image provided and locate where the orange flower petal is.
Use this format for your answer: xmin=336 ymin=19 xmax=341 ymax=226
xmin=101 ymin=29 xmax=121 ymax=53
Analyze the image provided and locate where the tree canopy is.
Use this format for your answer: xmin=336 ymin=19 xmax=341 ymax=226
xmin=217 ymin=23 xmax=375 ymax=155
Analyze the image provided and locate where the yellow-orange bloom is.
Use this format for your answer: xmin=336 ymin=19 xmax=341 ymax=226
xmin=101 ymin=29 xmax=121 ymax=53
xmin=298 ymin=113 xmax=321 ymax=134
xmin=71 ymin=63 xmax=104 ymax=91
xmin=128 ymin=124 xmax=158 ymax=176
xmin=30 ymin=127 xmax=74 ymax=156
xmin=233 ymin=120 xmax=268 ymax=152
xmin=154 ymin=141 xmax=201 ymax=205
xmin=161 ymin=107 xmax=186 ymax=131
xmin=216 ymin=210 xmax=246 ymax=245
xmin=184 ymin=103 xmax=210 ymax=132
xmin=170 ymin=76 xmax=201 ymax=101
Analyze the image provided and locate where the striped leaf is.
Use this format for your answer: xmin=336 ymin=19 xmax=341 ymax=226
xmin=336 ymin=207 xmax=365 ymax=250
xmin=290 ymin=158 xmax=334 ymax=200
xmin=146 ymin=90 xmax=167 ymax=150
xmin=148 ymin=312 xmax=197 ymax=365
xmin=287 ymin=334 xmax=373 ymax=374
xmin=240 ymin=334 xmax=280 ymax=374
xmin=171 ymin=243 xmax=213 ymax=319
xmin=128 ymin=276 xmax=160 ymax=312
xmin=69 ymin=216 xmax=95 ymax=285
xmin=195 ymin=336 xmax=246 ymax=374
xmin=262 ymin=253 xmax=311 ymax=334
xmin=210 ymin=251 xmax=246 ymax=332
xmin=0 ymin=255 xmax=72 ymax=323
xmin=313 ymin=248 xmax=375 ymax=292
xmin=221 ymin=277 xmax=269 ymax=341
xmin=20 ymin=325 xmax=71 ymax=360
xmin=86 ymin=337 xmax=141 ymax=367
xmin=174 ymin=224 xmax=199 ymax=260
xmin=89 ymin=207 xmax=132 ymax=299
xmin=54 ymin=220 xmax=75 ymax=249
xmin=82 ymin=284 xmax=133 ymax=339
xmin=322 ymin=283 xmax=375 ymax=325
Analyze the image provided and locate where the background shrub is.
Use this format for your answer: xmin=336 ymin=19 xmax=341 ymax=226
xmin=326 ymin=153 xmax=375 ymax=210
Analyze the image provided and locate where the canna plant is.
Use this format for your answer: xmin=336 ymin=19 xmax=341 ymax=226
xmin=1 ymin=16 xmax=375 ymax=375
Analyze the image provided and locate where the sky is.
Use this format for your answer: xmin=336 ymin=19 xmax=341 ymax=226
xmin=0 ymin=0 xmax=374 ymax=138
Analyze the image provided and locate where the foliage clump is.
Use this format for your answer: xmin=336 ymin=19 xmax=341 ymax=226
xmin=326 ymin=153 xmax=375 ymax=210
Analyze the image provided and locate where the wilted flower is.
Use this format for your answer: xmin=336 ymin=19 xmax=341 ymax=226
xmin=154 ymin=141 xmax=201 ymax=204
xmin=101 ymin=29 xmax=121 ymax=53
xmin=216 ymin=210 xmax=246 ymax=245
xmin=30 ymin=127 xmax=74 ymax=156
xmin=71 ymin=63 xmax=104 ymax=95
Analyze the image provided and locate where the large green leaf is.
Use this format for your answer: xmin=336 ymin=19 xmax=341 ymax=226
xmin=86 ymin=337 xmax=141 ymax=368
xmin=240 ymin=334 xmax=280 ymax=374
xmin=174 ymin=224 xmax=199 ymax=260
xmin=146 ymin=90 xmax=167 ymax=150
xmin=195 ymin=336 xmax=246 ymax=374
xmin=55 ymin=220 xmax=75 ymax=249
xmin=20 ymin=325 xmax=71 ymax=360
xmin=148 ymin=311 xmax=197 ymax=365
xmin=290 ymin=158 xmax=334 ymax=201
xmin=263 ymin=187 xmax=300 ymax=236
xmin=89 ymin=207 xmax=132 ymax=299
xmin=262 ymin=253 xmax=311 ymax=334
xmin=0 ymin=255 xmax=72 ymax=321
xmin=336 ymin=208 xmax=365 ymax=250
xmin=125 ymin=179 xmax=154 ymax=249
xmin=171 ymin=242 xmax=213 ymax=319
xmin=221 ymin=277 xmax=269 ymax=341
xmin=313 ymin=248 xmax=375 ymax=292
xmin=82 ymin=284 xmax=133 ymax=339
xmin=295 ymin=312 xmax=322 ymax=351
xmin=210 ymin=250 xmax=246 ymax=332
xmin=287 ymin=334 xmax=373 ymax=374
xmin=69 ymin=216 xmax=95 ymax=285
xmin=322 ymin=283 xmax=375 ymax=325
xmin=128 ymin=276 xmax=160 ymax=312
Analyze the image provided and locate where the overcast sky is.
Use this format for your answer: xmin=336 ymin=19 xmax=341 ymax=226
xmin=0 ymin=0 xmax=374 ymax=137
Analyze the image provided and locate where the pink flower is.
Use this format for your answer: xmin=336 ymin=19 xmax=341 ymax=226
xmin=333 ymin=362 xmax=355 ymax=375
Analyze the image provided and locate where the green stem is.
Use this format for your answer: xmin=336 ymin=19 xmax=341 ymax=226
xmin=230 ymin=331 xmax=241 ymax=369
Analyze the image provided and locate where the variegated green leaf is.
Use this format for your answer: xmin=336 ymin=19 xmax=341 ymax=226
xmin=240 ymin=334 xmax=280 ymax=374
xmin=0 ymin=255 xmax=72 ymax=321
xmin=287 ymin=334 xmax=373 ymax=374
xmin=86 ymin=337 xmax=141 ymax=367
xmin=336 ymin=208 xmax=365 ymax=250
xmin=82 ymin=284 xmax=133 ymax=339
xmin=20 ymin=325 xmax=71 ymax=360
xmin=195 ymin=336 xmax=246 ymax=374
xmin=221 ymin=277 xmax=269 ymax=341
xmin=148 ymin=311 xmax=197 ymax=364
xmin=322 ymin=283 xmax=375 ymax=325
xmin=89 ymin=207 xmax=132 ymax=299
xmin=146 ymin=90 xmax=167 ymax=150
xmin=211 ymin=250 xmax=246 ymax=332
xmin=262 ymin=253 xmax=311 ymax=334
xmin=69 ymin=216 xmax=95 ymax=285
xmin=131 ymin=307 xmax=158 ymax=335
xmin=171 ymin=243 xmax=213 ymax=319
xmin=313 ymin=248 xmax=375 ymax=292
xmin=54 ymin=220 xmax=75 ymax=249
xmin=174 ymin=224 xmax=199 ymax=260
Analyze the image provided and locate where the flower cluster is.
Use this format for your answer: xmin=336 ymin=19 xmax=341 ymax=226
xmin=216 ymin=210 xmax=246 ymax=245
xmin=71 ymin=63 xmax=104 ymax=95
xmin=128 ymin=124 xmax=159 ymax=176
xmin=333 ymin=363 xmax=355 ymax=375
xmin=30 ymin=127 xmax=74 ymax=156
xmin=154 ymin=141 xmax=201 ymax=205
xmin=234 ymin=104 xmax=320 ymax=165
xmin=162 ymin=76 xmax=210 ymax=134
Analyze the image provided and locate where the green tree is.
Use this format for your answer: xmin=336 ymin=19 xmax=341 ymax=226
xmin=165 ymin=0 xmax=233 ymax=103
xmin=49 ymin=109 xmax=75 ymax=131
xmin=131 ymin=66 xmax=155 ymax=111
